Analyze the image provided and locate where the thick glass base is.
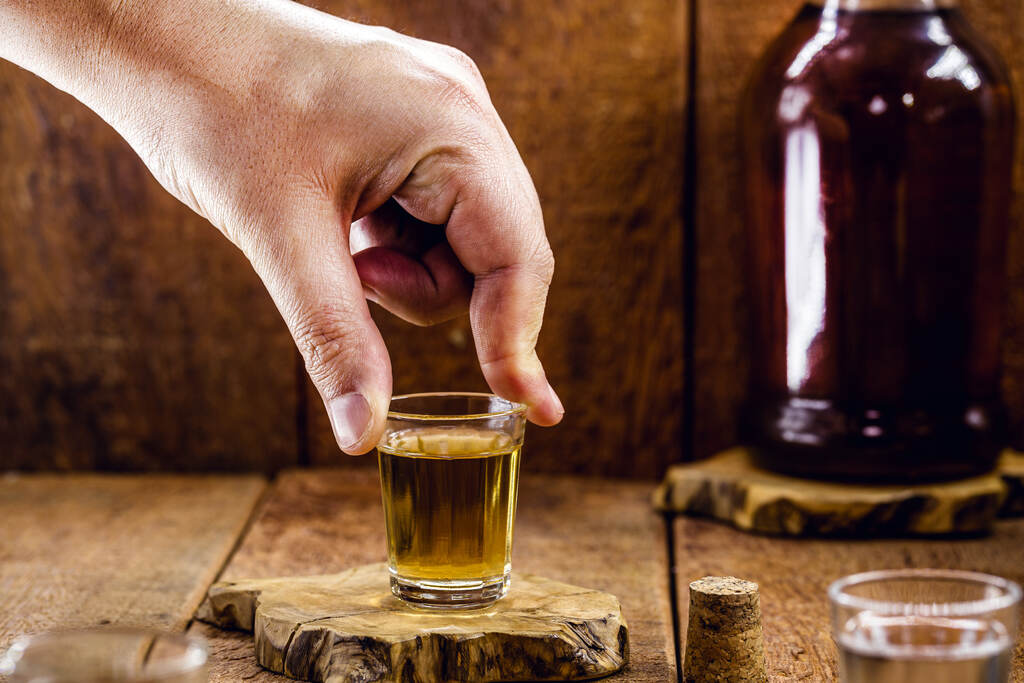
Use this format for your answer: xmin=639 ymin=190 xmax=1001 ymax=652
xmin=389 ymin=571 xmax=510 ymax=610
xmin=747 ymin=397 xmax=1005 ymax=482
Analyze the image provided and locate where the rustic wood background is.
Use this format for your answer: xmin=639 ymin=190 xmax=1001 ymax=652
xmin=0 ymin=0 xmax=1020 ymax=476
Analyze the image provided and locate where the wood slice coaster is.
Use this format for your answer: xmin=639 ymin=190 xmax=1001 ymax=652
xmin=653 ymin=448 xmax=1024 ymax=537
xmin=196 ymin=563 xmax=628 ymax=683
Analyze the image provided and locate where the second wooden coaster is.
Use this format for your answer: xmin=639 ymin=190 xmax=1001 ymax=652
xmin=197 ymin=563 xmax=628 ymax=683
xmin=653 ymin=448 xmax=1024 ymax=536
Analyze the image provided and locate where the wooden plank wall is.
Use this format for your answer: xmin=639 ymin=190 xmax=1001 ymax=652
xmin=971 ymin=0 xmax=1024 ymax=450
xmin=0 ymin=69 xmax=298 ymax=471
xmin=0 ymin=0 xmax=687 ymax=477
xmin=690 ymin=0 xmax=1024 ymax=460
xmin=3 ymin=0 xmax=1023 ymax=475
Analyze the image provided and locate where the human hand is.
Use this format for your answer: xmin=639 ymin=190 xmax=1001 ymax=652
xmin=1 ymin=0 xmax=564 ymax=454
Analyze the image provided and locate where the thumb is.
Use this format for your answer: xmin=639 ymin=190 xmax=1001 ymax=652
xmin=247 ymin=199 xmax=392 ymax=455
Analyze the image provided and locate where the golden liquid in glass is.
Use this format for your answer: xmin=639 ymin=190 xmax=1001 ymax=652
xmin=378 ymin=427 xmax=520 ymax=585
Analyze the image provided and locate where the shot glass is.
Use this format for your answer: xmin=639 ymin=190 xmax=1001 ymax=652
xmin=0 ymin=628 xmax=208 ymax=682
xmin=829 ymin=569 xmax=1021 ymax=683
xmin=377 ymin=392 xmax=527 ymax=609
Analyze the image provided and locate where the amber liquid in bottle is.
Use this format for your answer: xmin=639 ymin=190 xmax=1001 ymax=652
xmin=742 ymin=2 xmax=1015 ymax=480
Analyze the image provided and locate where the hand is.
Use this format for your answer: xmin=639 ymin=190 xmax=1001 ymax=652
xmin=0 ymin=0 xmax=564 ymax=454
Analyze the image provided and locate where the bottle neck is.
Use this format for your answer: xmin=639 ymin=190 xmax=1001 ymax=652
xmin=814 ymin=0 xmax=957 ymax=9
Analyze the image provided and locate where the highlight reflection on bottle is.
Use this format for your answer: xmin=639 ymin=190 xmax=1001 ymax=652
xmin=742 ymin=0 xmax=1016 ymax=480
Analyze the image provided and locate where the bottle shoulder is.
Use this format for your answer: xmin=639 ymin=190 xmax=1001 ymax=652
xmin=742 ymin=7 xmax=1014 ymax=120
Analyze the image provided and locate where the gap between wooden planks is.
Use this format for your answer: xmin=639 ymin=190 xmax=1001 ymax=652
xmin=189 ymin=469 xmax=679 ymax=682
xmin=0 ymin=473 xmax=266 ymax=651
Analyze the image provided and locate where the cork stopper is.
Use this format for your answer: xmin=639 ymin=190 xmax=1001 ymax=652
xmin=682 ymin=576 xmax=767 ymax=683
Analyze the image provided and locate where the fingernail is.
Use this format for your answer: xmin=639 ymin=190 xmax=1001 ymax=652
xmin=548 ymin=384 xmax=565 ymax=416
xmin=327 ymin=393 xmax=372 ymax=451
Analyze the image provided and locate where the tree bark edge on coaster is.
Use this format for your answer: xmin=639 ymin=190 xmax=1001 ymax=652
xmin=653 ymin=447 xmax=1019 ymax=536
xmin=196 ymin=563 xmax=628 ymax=683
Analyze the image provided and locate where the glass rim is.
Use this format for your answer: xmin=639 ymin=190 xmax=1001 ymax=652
xmin=828 ymin=569 xmax=1022 ymax=617
xmin=0 ymin=628 xmax=208 ymax=681
xmin=387 ymin=392 xmax=528 ymax=421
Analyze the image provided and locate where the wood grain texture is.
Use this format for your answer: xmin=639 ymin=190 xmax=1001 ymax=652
xmin=655 ymin=448 xmax=1008 ymax=536
xmin=302 ymin=0 xmax=689 ymax=478
xmin=689 ymin=0 xmax=800 ymax=462
xmin=198 ymin=565 xmax=628 ymax=682
xmin=190 ymin=469 xmax=676 ymax=682
xmin=692 ymin=0 xmax=1024 ymax=459
xmin=0 ymin=473 xmax=265 ymax=651
xmin=969 ymin=0 xmax=1024 ymax=450
xmin=674 ymin=515 xmax=1024 ymax=681
xmin=0 ymin=65 xmax=297 ymax=471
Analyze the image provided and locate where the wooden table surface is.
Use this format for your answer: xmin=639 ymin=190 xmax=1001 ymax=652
xmin=3 ymin=470 xmax=1024 ymax=682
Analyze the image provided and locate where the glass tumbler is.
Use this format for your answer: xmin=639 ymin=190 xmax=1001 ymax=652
xmin=829 ymin=569 xmax=1021 ymax=683
xmin=377 ymin=392 xmax=527 ymax=609
xmin=1 ymin=628 xmax=208 ymax=682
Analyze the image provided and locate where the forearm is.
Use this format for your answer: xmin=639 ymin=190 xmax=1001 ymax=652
xmin=0 ymin=1 xmax=113 ymax=91
xmin=0 ymin=0 xmax=318 ymax=147
xmin=1 ymin=1 xmax=158 ymax=123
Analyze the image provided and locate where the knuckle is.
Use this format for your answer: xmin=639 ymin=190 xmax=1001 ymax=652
xmin=420 ymin=49 xmax=490 ymax=120
xmin=369 ymin=24 xmax=403 ymax=42
xmin=291 ymin=311 xmax=362 ymax=389
xmin=443 ymin=46 xmax=485 ymax=85
xmin=530 ymin=241 xmax=556 ymax=286
xmin=436 ymin=73 xmax=486 ymax=118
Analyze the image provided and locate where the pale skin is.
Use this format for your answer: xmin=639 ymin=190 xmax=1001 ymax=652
xmin=0 ymin=0 xmax=564 ymax=454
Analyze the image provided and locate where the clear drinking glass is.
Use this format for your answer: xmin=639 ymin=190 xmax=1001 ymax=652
xmin=830 ymin=569 xmax=1021 ymax=683
xmin=0 ymin=628 xmax=208 ymax=682
xmin=377 ymin=392 xmax=527 ymax=610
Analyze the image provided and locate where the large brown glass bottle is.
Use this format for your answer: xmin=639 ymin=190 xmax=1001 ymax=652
xmin=742 ymin=0 xmax=1015 ymax=480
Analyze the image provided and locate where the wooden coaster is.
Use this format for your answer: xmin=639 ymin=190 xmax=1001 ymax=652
xmin=196 ymin=563 xmax=628 ymax=682
xmin=653 ymin=448 xmax=1024 ymax=536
